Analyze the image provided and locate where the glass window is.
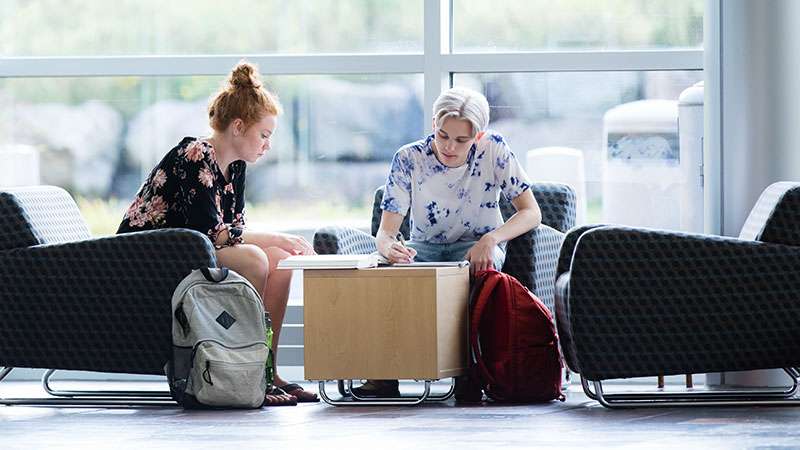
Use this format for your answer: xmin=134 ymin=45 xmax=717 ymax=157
xmin=453 ymin=71 xmax=703 ymax=230
xmin=0 ymin=74 xmax=423 ymax=235
xmin=1 ymin=0 xmax=422 ymax=56
xmin=453 ymin=0 xmax=703 ymax=52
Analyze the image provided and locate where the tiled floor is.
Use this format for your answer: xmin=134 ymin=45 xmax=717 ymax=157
xmin=2 ymin=380 xmax=800 ymax=449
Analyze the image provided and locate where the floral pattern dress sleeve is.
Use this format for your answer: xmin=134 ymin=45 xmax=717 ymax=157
xmin=117 ymin=138 xmax=245 ymax=249
xmin=179 ymin=142 xmax=245 ymax=249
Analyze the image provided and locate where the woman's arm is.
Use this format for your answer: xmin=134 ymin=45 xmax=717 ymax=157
xmin=184 ymin=185 xmax=244 ymax=249
xmin=241 ymin=229 xmax=315 ymax=255
xmin=376 ymin=210 xmax=417 ymax=263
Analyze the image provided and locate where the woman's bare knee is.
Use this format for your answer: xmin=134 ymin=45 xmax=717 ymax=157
xmin=243 ymin=245 xmax=270 ymax=271
xmin=216 ymin=244 xmax=269 ymax=288
xmin=265 ymin=246 xmax=292 ymax=272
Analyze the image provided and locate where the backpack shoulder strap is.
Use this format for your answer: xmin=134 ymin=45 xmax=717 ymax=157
xmin=469 ymin=270 xmax=508 ymax=389
xmin=200 ymin=267 xmax=229 ymax=282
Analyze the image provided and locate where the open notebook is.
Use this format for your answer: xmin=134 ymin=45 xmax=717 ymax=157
xmin=277 ymin=254 xmax=468 ymax=270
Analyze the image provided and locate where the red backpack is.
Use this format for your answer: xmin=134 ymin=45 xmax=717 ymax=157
xmin=465 ymin=269 xmax=564 ymax=403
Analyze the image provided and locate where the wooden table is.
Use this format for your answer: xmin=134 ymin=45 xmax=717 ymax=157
xmin=302 ymin=265 xmax=470 ymax=405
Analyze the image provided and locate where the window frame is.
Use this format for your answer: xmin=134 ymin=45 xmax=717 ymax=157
xmin=0 ymin=0 xmax=703 ymax=140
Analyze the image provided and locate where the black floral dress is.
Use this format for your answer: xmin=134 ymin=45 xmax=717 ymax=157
xmin=117 ymin=137 xmax=246 ymax=249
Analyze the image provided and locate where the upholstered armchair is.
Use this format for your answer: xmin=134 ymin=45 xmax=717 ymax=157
xmin=555 ymin=182 xmax=800 ymax=408
xmin=314 ymin=182 xmax=577 ymax=312
xmin=0 ymin=186 xmax=216 ymax=405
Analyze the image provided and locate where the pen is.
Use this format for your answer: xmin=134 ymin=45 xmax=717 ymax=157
xmin=395 ymin=232 xmax=413 ymax=263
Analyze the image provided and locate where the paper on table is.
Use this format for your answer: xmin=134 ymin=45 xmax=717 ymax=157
xmin=277 ymin=254 xmax=469 ymax=269
xmin=276 ymin=254 xmax=381 ymax=270
xmin=369 ymin=249 xmax=469 ymax=267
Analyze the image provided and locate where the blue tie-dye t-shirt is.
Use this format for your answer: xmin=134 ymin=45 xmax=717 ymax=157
xmin=381 ymin=131 xmax=531 ymax=244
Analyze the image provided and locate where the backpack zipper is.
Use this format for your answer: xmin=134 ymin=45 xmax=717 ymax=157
xmin=189 ymin=339 xmax=267 ymax=368
xmin=176 ymin=279 xmax=262 ymax=308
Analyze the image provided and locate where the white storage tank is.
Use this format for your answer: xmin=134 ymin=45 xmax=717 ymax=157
xmin=602 ymin=100 xmax=682 ymax=229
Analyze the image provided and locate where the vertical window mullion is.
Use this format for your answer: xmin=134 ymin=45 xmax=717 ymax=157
xmin=423 ymin=0 xmax=452 ymax=128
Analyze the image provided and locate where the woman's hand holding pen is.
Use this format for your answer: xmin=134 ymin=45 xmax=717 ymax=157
xmin=377 ymin=231 xmax=416 ymax=264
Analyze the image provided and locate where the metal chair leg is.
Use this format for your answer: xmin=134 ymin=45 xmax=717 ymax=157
xmin=0 ymin=367 xmax=176 ymax=407
xmin=581 ymin=375 xmax=598 ymax=400
xmin=41 ymin=369 xmax=171 ymax=399
xmin=582 ymin=368 xmax=800 ymax=409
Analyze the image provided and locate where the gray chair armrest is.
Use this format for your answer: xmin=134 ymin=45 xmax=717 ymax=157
xmin=554 ymin=272 xmax=580 ymax=374
xmin=502 ymin=224 xmax=565 ymax=312
xmin=530 ymin=225 xmax=567 ymax=313
xmin=558 ymin=226 xmax=800 ymax=381
xmin=0 ymin=228 xmax=216 ymax=375
xmin=314 ymin=226 xmax=377 ymax=255
xmin=0 ymin=186 xmax=91 ymax=250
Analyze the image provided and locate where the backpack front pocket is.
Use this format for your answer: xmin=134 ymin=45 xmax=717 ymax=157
xmin=190 ymin=341 xmax=268 ymax=408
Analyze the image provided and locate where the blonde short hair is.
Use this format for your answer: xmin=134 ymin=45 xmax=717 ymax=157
xmin=432 ymin=87 xmax=490 ymax=137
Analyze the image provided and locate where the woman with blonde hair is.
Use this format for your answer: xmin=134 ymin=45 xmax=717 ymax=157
xmin=118 ymin=61 xmax=318 ymax=405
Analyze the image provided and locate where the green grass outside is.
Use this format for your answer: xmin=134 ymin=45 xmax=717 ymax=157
xmin=77 ymin=196 xmax=372 ymax=237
